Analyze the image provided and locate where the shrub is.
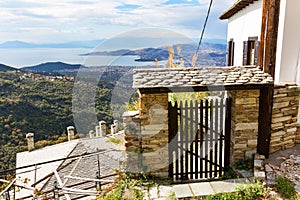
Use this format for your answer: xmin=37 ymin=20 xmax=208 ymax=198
xmin=275 ymin=175 xmax=295 ymax=199
xmin=205 ymin=181 xmax=266 ymax=200
xmin=234 ymin=158 xmax=253 ymax=171
xmin=205 ymin=192 xmax=239 ymax=200
xmin=236 ymin=181 xmax=266 ymax=200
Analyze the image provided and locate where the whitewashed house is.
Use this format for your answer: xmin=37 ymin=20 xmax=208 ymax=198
xmin=220 ymin=0 xmax=300 ymax=85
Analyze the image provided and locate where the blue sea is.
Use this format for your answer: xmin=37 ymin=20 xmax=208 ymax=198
xmin=0 ymin=48 xmax=166 ymax=68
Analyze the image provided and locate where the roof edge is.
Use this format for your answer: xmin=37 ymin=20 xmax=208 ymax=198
xmin=220 ymin=0 xmax=259 ymax=20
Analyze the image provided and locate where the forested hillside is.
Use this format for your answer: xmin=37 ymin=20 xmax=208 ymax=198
xmin=0 ymin=70 xmax=116 ymax=172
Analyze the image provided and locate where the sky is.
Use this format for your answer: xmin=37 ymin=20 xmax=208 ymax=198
xmin=0 ymin=0 xmax=237 ymax=44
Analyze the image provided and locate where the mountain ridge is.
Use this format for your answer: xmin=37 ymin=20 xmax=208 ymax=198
xmin=22 ymin=61 xmax=83 ymax=73
xmin=0 ymin=63 xmax=16 ymax=71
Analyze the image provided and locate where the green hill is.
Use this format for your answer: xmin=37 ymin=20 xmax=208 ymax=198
xmin=22 ymin=61 xmax=83 ymax=73
xmin=0 ymin=70 xmax=116 ymax=172
xmin=0 ymin=63 xmax=16 ymax=71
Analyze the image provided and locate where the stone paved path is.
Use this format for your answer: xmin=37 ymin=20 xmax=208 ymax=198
xmin=142 ymin=178 xmax=250 ymax=200
xmin=265 ymin=143 xmax=300 ymax=193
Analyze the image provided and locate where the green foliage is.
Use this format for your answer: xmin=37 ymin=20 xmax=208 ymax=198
xmin=205 ymin=192 xmax=239 ymax=200
xmin=0 ymin=71 xmax=116 ymax=172
xmin=167 ymin=192 xmax=176 ymax=200
xmin=234 ymin=158 xmax=253 ymax=171
xmin=205 ymin=181 xmax=266 ymax=200
xmin=275 ymin=175 xmax=295 ymax=199
xmin=168 ymin=92 xmax=208 ymax=106
xmin=293 ymin=193 xmax=300 ymax=200
xmin=99 ymin=172 xmax=173 ymax=200
xmin=236 ymin=181 xmax=266 ymax=200
xmin=219 ymin=168 xmax=239 ymax=180
xmin=98 ymin=173 xmax=144 ymax=200
xmin=124 ymin=100 xmax=139 ymax=111
xmin=106 ymin=137 xmax=123 ymax=145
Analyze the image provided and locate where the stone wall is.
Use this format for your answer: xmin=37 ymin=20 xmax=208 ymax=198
xmin=124 ymin=92 xmax=169 ymax=177
xmin=296 ymin=126 xmax=300 ymax=144
xmin=270 ymin=84 xmax=300 ymax=153
xmin=124 ymin=85 xmax=300 ymax=176
xmin=228 ymin=90 xmax=260 ymax=164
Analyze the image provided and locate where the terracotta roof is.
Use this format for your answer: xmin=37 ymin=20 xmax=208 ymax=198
xmin=133 ymin=66 xmax=273 ymax=91
xmin=219 ymin=0 xmax=259 ymax=20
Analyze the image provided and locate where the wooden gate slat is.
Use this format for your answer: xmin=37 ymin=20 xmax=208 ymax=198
xmin=209 ymin=99 xmax=214 ymax=178
xmin=214 ymin=99 xmax=219 ymax=177
xmin=175 ymin=103 xmax=179 ymax=181
xmin=200 ymin=100 xmax=204 ymax=179
xmin=219 ymin=99 xmax=224 ymax=176
xmin=184 ymin=101 xmax=189 ymax=180
xmin=168 ymin=102 xmax=173 ymax=179
xmin=195 ymin=100 xmax=199 ymax=179
xmin=180 ymin=101 xmax=184 ymax=180
xmin=205 ymin=99 xmax=209 ymax=178
xmin=189 ymin=100 xmax=194 ymax=179
xmin=224 ymin=98 xmax=232 ymax=169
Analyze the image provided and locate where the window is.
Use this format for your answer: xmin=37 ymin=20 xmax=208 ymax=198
xmin=243 ymin=36 xmax=260 ymax=66
xmin=227 ymin=38 xmax=235 ymax=66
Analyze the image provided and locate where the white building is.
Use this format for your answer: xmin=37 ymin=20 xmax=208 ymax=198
xmin=220 ymin=0 xmax=300 ymax=85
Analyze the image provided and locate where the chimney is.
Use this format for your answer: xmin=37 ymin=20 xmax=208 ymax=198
xmin=95 ymin=126 xmax=101 ymax=137
xmin=89 ymin=130 xmax=95 ymax=138
xmin=67 ymin=126 xmax=75 ymax=141
xmin=26 ymin=133 xmax=35 ymax=152
xmin=111 ymin=124 xmax=116 ymax=135
xmin=99 ymin=121 xmax=106 ymax=136
xmin=113 ymin=120 xmax=119 ymax=133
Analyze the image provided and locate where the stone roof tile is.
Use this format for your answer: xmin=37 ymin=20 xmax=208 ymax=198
xmin=133 ymin=66 xmax=273 ymax=89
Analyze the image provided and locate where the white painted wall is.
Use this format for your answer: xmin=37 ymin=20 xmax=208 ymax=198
xmin=227 ymin=0 xmax=263 ymax=66
xmin=275 ymin=0 xmax=300 ymax=84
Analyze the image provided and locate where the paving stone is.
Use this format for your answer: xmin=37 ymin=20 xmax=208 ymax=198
xmin=254 ymin=171 xmax=266 ymax=179
xmin=158 ymin=186 xmax=174 ymax=197
xmin=210 ymin=179 xmax=244 ymax=193
xmin=173 ymin=184 xmax=193 ymax=199
xmin=189 ymin=182 xmax=214 ymax=197
xmin=254 ymin=160 xmax=263 ymax=168
xmin=148 ymin=186 xmax=158 ymax=199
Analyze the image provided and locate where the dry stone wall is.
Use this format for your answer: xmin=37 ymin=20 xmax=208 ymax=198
xmin=270 ymin=84 xmax=300 ymax=153
xmin=228 ymin=90 xmax=260 ymax=164
xmin=124 ymin=93 xmax=169 ymax=177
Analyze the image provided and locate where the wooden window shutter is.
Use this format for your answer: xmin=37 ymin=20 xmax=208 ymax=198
xmin=254 ymin=40 xmax=260 ymax=66
xmin=231 ymin=41 xmax=235 ymax=66
xmin=227 ymin=39 xmax=235 ymax=66
xmin=243 ymin=41 xmax=249 ymax=65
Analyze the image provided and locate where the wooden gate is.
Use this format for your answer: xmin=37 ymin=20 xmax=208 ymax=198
xmin=168 ymin=98 xmax=232 ymax=181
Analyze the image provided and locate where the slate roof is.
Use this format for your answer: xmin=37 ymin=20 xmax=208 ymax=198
xmin=15 ymin=132 xmax=125 ymax=200
xmin=219 ymin=0 xmax=259 ymax=20
xmin=133 ymin=66 xmax=273 ymax=90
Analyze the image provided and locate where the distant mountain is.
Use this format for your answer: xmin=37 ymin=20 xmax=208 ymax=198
xmin=0 ymin=63 xmax=16 ymax=71
xmin=81 ymin=47 xmax=170 ymax=61
xmin=22 ymin=62 xmax=83 ymax=74
xmin=0 ymin=40 xmax=104 ymax=49
xmin=82 ymin=43 xmax=226 ymax=65
xmin=202 ymin=38 xmax=227 ymax=45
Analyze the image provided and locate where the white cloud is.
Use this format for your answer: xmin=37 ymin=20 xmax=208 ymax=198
xmin=0 ymin=0 xmax=235 ymax=42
